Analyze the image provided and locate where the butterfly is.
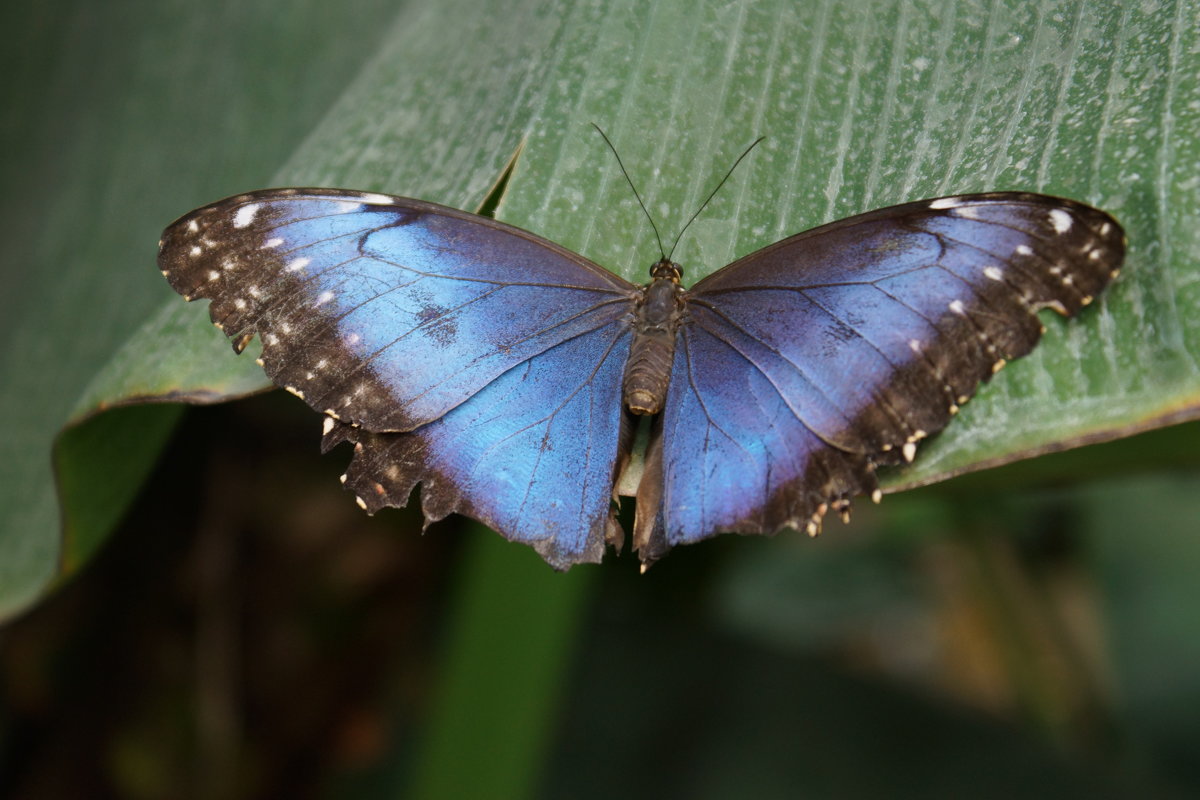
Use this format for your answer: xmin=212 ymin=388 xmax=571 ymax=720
xmin=158 ymin=174 xmax=1124 ymax=570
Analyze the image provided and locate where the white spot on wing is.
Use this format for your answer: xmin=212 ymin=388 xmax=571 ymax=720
xmin=187 ymin=220 xmax=199 ymax=233
xmin=929 ymin=197 xmax=963 ymax=209
xmin=262 ymin=237 xmax=284 ymax=249
xmin=323 ymin=416 xmax=335 ymax=435
xmin=1049 ymin=208 xmax=1072 ymax=233
xmin=953 ymin=206 xmax=982 ymax=219
xmin=207 ymin=270 xmax=220 ymax=281
xmin=949 ymin=299 xmax=966 ymax=315
xmin=189 ymin=245 xmax=202 ymax=257
xmin=1015 ymin=244 xmax=1033 ymax=256
xmin=286 ymin=257 xmax=311 ymax=272
xmin=983 ymin=266 xmax=1003 ymax=281
xmin=233 ymin=203 xmax=261 ymax=228
xmin=903 ymin=442 xmax=916 ymax=462
xmin=315 ymin=290 xmax=335 ymax=306
xmin=360 ymin=193 xmax=395 ymax=205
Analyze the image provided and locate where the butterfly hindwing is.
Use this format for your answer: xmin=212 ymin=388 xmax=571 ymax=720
xmin=636 ymin=193 xmax=1124 ymax=561
xmin=324 ymin=321 xmax=634 ymax=568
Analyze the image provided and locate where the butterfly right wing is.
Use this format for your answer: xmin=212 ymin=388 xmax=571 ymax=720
xmin=635 ymin=193 xmax=1124 ymax=563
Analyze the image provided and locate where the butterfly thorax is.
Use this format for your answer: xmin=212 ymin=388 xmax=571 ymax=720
xmin=623 ymin=259 xmax=685 ymax=415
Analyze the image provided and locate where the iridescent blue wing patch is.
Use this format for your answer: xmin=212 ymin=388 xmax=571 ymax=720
xmin=632 ymin=193 xmax=1124 ymax=563
xmin=159 ymin=189 xmax=637 ymax=567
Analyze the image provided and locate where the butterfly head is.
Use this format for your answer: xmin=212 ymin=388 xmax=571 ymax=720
xmin=649 ymin=258 xmax=683 ymax=283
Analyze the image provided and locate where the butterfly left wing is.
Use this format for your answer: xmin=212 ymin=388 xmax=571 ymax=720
xmin=159 ymin=189 xmax=639 ymax=568
xmin=634 ymin=193 xmax=1124 ymax=563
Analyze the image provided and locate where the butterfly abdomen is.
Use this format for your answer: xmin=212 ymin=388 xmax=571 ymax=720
xmin=623 ymin=272 xmax=685 ymax=415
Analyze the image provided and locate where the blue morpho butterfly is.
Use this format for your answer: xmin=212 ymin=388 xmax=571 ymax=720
xmin=158 ymin=136 xmax=1124 ymax=570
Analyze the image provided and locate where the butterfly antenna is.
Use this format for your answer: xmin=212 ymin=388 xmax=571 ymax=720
xmin=592 ymin=123 xmax=667 ymax=260
xmin=667 ymin=135 xmax=765 ymax=261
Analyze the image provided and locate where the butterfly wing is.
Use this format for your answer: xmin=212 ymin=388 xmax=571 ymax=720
xmin=322 ymin=321 xmax=634 ymax=568
xmin=160 ymin=189 xmax=638 ymax=567
xmin=635 ymin=193 xmax=1125 ymax=563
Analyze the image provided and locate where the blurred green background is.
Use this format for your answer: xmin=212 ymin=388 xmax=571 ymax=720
xmin=2 ymin=0 xmax=1199 ymax=797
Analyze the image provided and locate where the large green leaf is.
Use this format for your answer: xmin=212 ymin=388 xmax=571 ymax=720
xmin=6 ymin=0 xmax=1198 ymax=631
xmin=0 ymin=0 xmax=404 ymax=620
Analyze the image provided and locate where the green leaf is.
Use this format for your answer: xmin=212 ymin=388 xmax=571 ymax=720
xmin=6 ymin=0 xmax=1198 ymax=631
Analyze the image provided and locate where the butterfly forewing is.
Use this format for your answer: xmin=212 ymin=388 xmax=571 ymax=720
xmin=158 ymin=189 xmax=637 ymax=431
xmin=636 ymin=193 xmax=1124 ymax=560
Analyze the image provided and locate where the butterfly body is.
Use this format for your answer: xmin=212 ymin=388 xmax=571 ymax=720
xmin=159 ymin=186 xmax=1124 ymax=569
xmin=624 ymin=260 xmax=685 ymax=415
